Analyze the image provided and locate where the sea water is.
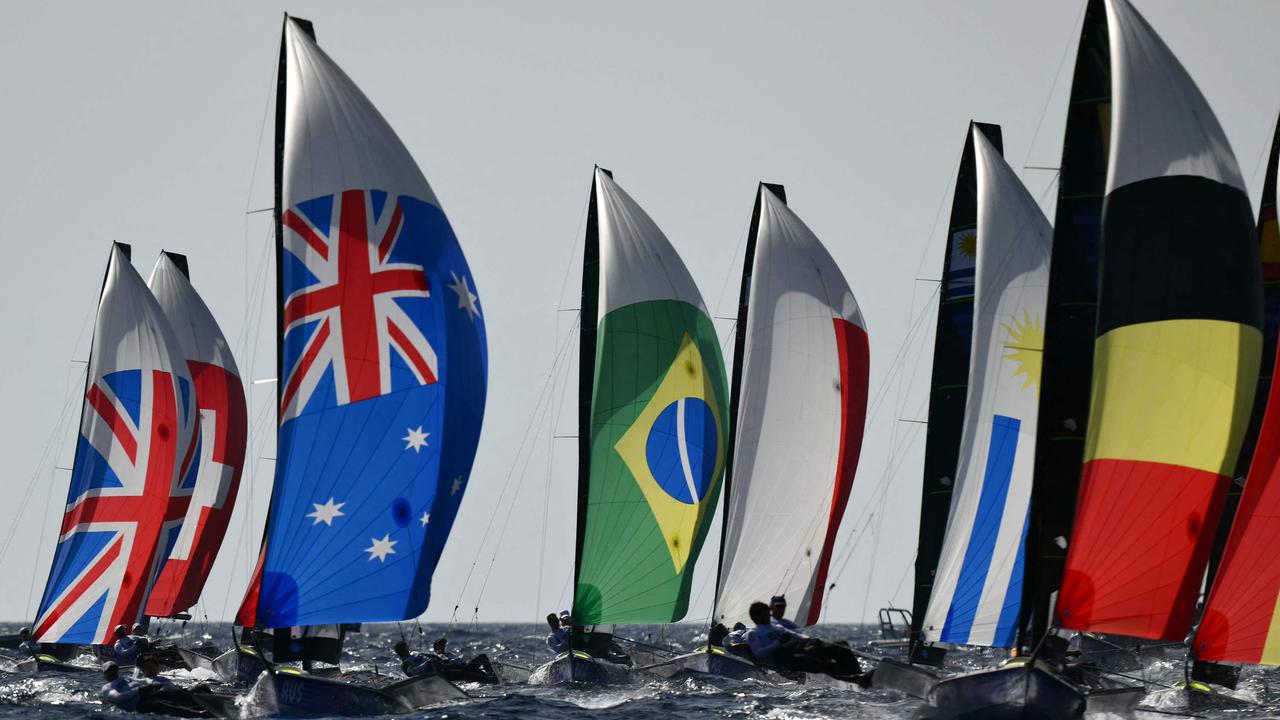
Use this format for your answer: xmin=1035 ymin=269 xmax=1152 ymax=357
xmin=2 ymin=622 xmax=1278 ymax=719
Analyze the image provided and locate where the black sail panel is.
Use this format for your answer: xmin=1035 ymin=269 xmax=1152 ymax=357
xmin=1022 ymin=0 xmax=1110 ymax=647
xmin=909 ymin=121 xmax=1002 ymax=658
xmin=574 ymin=167 xmax=608 ymax=590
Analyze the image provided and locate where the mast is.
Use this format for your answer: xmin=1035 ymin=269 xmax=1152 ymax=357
xmin=573 ymin=166 xmax=608 ymax=595
xmin=710 ymin=182 xmax=785 ymax=615
xmin=1021 ymin=0 xmax=1110 ymax=648
xmin=909 ymin=121 xmax=1001 ymax=660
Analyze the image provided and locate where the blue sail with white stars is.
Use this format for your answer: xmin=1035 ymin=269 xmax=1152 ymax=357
xmin=248 ymin=17 xmax=487 ymax=627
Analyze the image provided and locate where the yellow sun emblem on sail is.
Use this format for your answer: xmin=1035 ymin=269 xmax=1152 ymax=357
xmin=1002 ymin=310 xmax=1044 ymax=392
xmin=955 ymin=229 xmax=977 ymax=259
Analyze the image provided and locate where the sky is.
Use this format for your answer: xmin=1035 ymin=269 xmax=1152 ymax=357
xmin=1 ymin=1 xmax=1278 ymax=626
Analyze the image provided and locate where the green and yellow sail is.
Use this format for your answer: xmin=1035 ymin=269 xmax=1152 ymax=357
xmin=573 ymin=168 xmax=729 ymax=624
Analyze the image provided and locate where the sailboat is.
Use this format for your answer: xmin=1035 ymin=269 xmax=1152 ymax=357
xmin=917 ymin=0 xmax=1262 ymax=717
xmin=25 ymin=243 xmax=199 ymax=671
xmin=528 ymin=167 xmax=729 ymax=685
xmin=1178 ymin=105 xmax=1280 ymax=707
xmin=196 ymin=15 xmax=487 ymax=714
xmin=143 ymin=252 xmax=249 ymax=671
xmin=655 ymin=182 xmax=869 ymax=682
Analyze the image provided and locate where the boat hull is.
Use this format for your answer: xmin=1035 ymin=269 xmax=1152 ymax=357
xmin=528 ymin=651 xmax=631 ymax=685
xmin=663 ymin=649 xmax=768 ymax=681
xmin=927 ymin=664 xmax=1085 ymax=720
xmin=870 ymin=656 xmax=939 ymax=699
xmin=14 ymin=654 xmax=91 ymax=674
xmin=251 ymin=671 xmax=407 ymax=716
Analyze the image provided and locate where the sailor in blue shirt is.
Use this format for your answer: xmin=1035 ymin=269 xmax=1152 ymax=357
xmin=745 ymin=601 xmax=872 ymax=686
xmin=393 ymin=640 xmax=433 ymax=677
xmin=100 ymin=662 xmax=142 ymax=711
xmin=770 ymin=595 xmax=799 ymax=630
xmin=545 ymin=612 xmax=570 ymax=654
xmin=111 ymin=625 xmax=140 ymax=666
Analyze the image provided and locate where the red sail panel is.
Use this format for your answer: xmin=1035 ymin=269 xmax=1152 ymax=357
xmin=804 ymin=318 xmax=870 ymax=626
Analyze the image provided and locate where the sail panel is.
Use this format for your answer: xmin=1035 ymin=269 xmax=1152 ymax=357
xmin=255 ymin=18 xmax=488 ymax=627
xmin=922 ymin=130 xmax=1052 ymax=648
xmin=1056 ymin=0 xmax=1261 ymax=641
xmin=712 ymin=187 xmax=869 ymax=628
xmin=144 ymin=253 xmax=248 ymax=617
xmin=1196 ymin=112 xmax=1280 ymax=666
xmin=574 ymin=170 xmax=728 ymax=624
xmin=34 ymin=245 xmax=198 ymax=644
xmin=910 ymin=122 xmax=1002 ymax=650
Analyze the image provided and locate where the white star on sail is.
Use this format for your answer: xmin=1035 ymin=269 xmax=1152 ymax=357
xmin=364 ymin=535 xmax=398 ymax=562
xmin=403 ymin=426 xmax=429 ymax=453
xmin=451 ymin=477 xmax=463 ymax=495
xmin=306 ymin=498 xmax=345 ymax=526
xmin=420 ymin=512 xmax=430 ymax=527
xmin=447 ymin=271 xmax=481 ymax=319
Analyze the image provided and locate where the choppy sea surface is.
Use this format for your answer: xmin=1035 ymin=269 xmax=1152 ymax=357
xmin=3 ymin=622 xmax=1280 ymax=719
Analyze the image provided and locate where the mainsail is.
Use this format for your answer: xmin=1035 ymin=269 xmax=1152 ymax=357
xmin=1195 ymin=109 xmax=1280 ymax=665
xmin=910 ymin=122 xmax=1001 ymax=651
xmin=1056 ymin=0 xmax=1262 ymax=641
xmin=244 ymin=16 xmax=488 ymax=628
xmin=33 ymin=244 xmax=199 ymax=644
xmin=144 ymin=252 xmax=248 ymax=618
xmin=921 ymin=129 xmax=1052 ymax=648
xmin=712 ymin=184 xmax=869 ymax=628
xmin=1022 ymin=0 xmax=1110 ymax=647
xmin=573 ymin=168 xmax=728 ymax=624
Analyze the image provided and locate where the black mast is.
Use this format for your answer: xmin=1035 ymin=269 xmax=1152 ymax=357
xmin=908 ymin=121 xmax=1001 ymax=663
xmin=709 ymin=182 xmax=786 ymax=626
xmin=1021 ymin=0 xmax=1109 ymax=649
xmin=573 ymin=167 xmax=609 ymax=601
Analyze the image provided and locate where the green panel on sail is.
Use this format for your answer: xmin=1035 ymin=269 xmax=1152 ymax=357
xmin=573 ymin=169 xmax=729 ymax=624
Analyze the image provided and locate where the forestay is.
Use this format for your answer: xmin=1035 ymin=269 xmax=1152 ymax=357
xmin=144 ymin=253 xmax=248 ymax=618
xmin=921 ymin=130 xmax=1052 ymax=648
xmin=713 ymin=186 xmax=868 ymax=628
xmin=245 ymin=17 xmax=488 ymax=628
xmin=1056 ymin=0 xmax=1261 ymax=641
xmin=34 ymin=244 xmax=198 ymax=644
xmin=574 ymin=169 xmax=729 ymax=624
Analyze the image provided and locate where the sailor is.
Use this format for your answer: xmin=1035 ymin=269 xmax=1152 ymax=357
xmin=770 ymin=595 xmax=800 ymax=630
xmin=746 ymin=601 xmax=871 ymax=686
xmin=101 ymin=661 xmax=142 ymax=711
xmin=429 ymin=637 xmax=497 ymax=680
xmin=129 ymin=623 xmax=153 ymax=654
xmin=16 ymin=627 xmax=34 ymax=656
xmin=708 ymin=623 xmax=730 ymax=649
xmin=393 ymin=640 xmax=433 ymax=677
xmin=723 ymin=622 xmax=753 ymax=660
xmin=545 ymin=612 xmax=570 ymax=654
xmin=111 ymin=624 xmax=141 ymax=666
xmin=132 ymin=655 xmax=173 ymax=690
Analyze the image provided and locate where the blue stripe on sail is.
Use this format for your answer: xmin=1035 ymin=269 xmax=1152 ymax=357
xmin=940 ymin=414 xmax=1020 ymax=644
xmin=59 ymin=591 xmax=110 ymax=645
xmin=992 ymin=507 xmax=1031 ymax=647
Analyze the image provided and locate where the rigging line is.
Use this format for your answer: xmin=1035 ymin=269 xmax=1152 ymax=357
xmin=1247 ymin=101 xmax=1280 ymax=202
xmin=535 ymin=333 xmax=575 ymax=624
xmin=1020 ymin=0 xmax=1089 ymax=178
xmin=712 ymin=206 xmax=754 ymax=323
xmin=451 ymin=317 xmax=580 ymax=610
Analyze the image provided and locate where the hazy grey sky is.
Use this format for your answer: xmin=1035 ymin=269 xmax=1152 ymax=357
xmin=2 ymin=1 xmax=1278 ymax=626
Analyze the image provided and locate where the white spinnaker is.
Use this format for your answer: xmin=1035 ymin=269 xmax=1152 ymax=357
xmin=282 ymin=19 xmax=436 ymax=206
xmin=922 ymin=130 xmax=1053 ymax=647
xmin=1104 ymin=0 xmax=1244 ymax=194
xmin=596 ymin=169 xmax=708 ymax=318
xmin=713 ymin=188 xmax=869 ymax=627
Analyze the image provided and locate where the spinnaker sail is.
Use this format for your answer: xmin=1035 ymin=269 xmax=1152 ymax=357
xmin=1195 ymin=108 xmax=1280 ymax=665
xmin=712 ymin=184 xmax=869 ymax=628
xmin=910 ymin=122 xmax=1001 ymax=652
xmin=573 ymin=168 xmax=729 ymax=624
xmin=921 ymin=128 xmax=1052 ymax=648
xmin=33 ymin=244 xmax=199 ymax=644
xmin=244 ymin=16 xmax=488 ymax=628
xmin=144 ymin=252 xmax=248 ymax=618
xmin=1056 ymin=0 xmax=1262 ymax=641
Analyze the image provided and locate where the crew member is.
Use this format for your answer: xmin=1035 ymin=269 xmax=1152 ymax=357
xmin=111 ymin=625 xmax=140 ymax=666
xmin=101 ymin=662 xmax=142 ymax=711
xmin=429 ymin=637 xmax=497 ymax=680
xmin=746 ymin=601 xmax=871 ymax=686
xmin=393 ymin=640 xmax=433 ymax=677
xmin=545 ymin=612 xmax=569 ymax=654
xmin=770 ymin=595 xmax=799 ymax=630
